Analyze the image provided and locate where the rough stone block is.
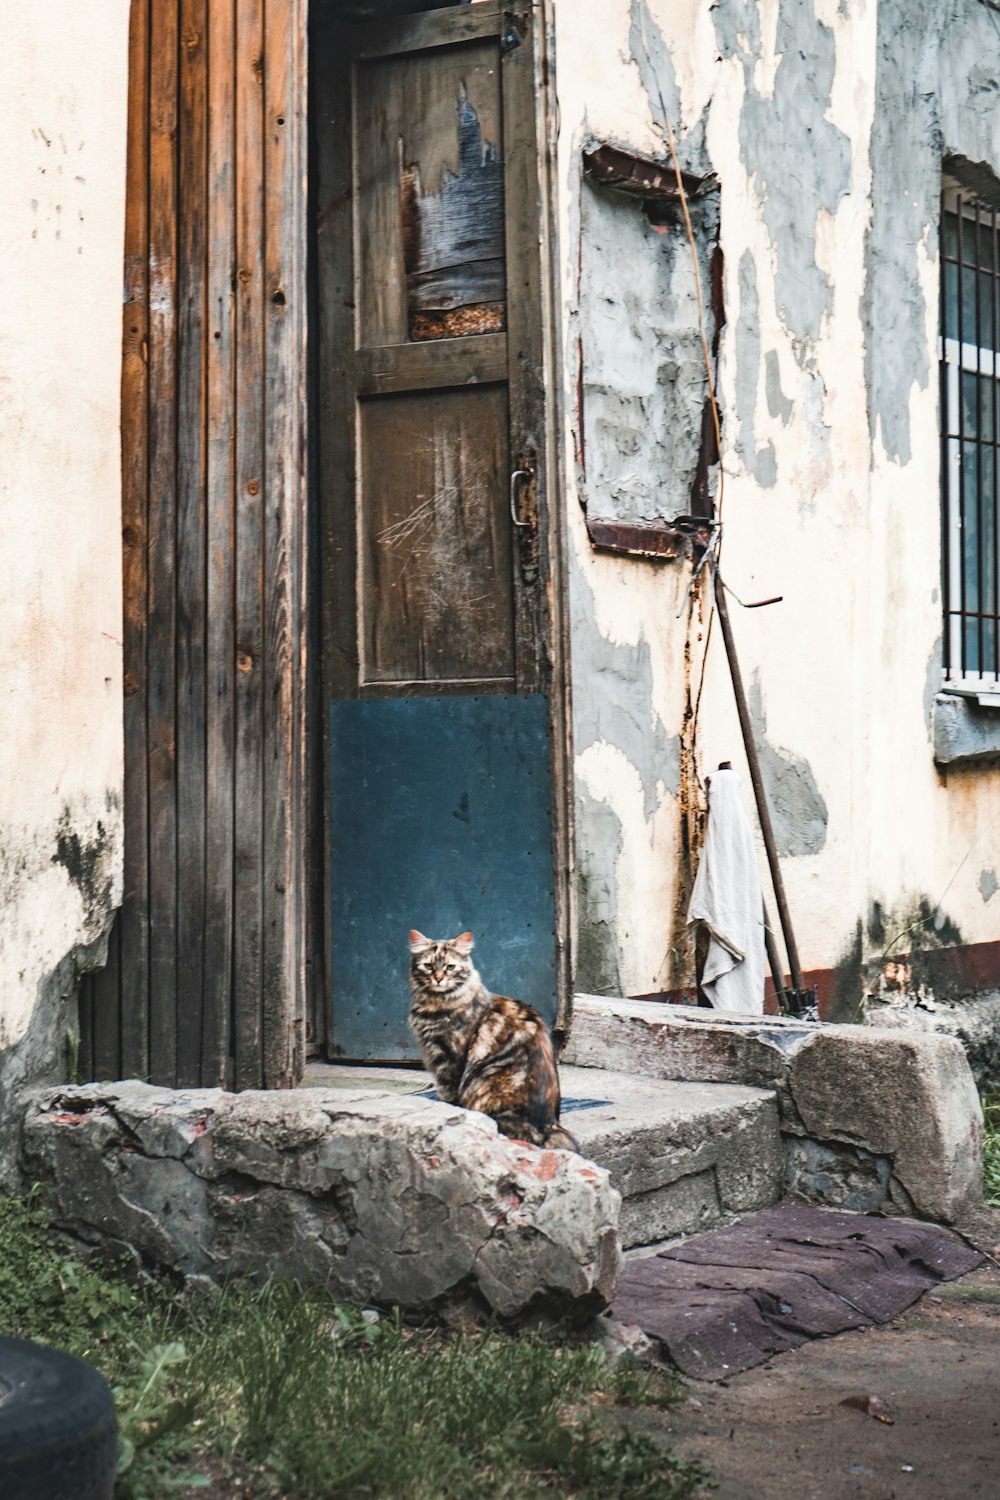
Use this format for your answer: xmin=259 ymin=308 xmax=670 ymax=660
xmin=565 ymin=996 xmax=810 ymax=1090
xmin=566 ymin=1067 xmax=783 ymax=1247
xmin=788 ymin=1029 xmax=983 ymax=1221
xmin=932 ymin=690 xmax=1000 ymax=766
xmin=20 ymin=1082 xmax=622 ymax=1321
xmin=566 ymin=996 xmax=984 ymax=1222
xmin=867 ymin=991 xmax=1000 ymax=1095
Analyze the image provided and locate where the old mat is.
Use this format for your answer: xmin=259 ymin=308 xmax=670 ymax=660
xmin=613 ymin=1202 xmax=983 ymax=1380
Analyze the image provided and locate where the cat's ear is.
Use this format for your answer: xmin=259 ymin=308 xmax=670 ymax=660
xmin=451 ymin=931 xmax=474 ymax=955
xmin=408 ymin=930 xmax=432 ymax=953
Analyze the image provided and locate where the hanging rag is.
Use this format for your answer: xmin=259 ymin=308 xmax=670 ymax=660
xmin=687 ymin=767 xmax=764 ymax=1014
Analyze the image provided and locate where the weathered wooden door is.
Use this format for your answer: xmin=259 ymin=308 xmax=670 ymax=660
xmin=315 ymin=2 xmax=562 ymax=1059
xmin=79 ymin=0 xmax=307 ymax=1089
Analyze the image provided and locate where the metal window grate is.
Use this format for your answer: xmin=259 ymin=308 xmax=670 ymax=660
xmin=940 ymin=184 xmax=1000 ymax=686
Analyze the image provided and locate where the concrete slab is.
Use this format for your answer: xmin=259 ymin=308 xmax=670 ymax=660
xmin=565 ymin=995 xmax=984 ymax=1221
xmin=22 ymin=1081 xmax=621 ymax=1320
xmin=560 ymin=1066 xmax=783 ymax=1249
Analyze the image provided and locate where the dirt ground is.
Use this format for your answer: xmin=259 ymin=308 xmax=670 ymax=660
xmin=628 ymin=1204 xmax=1000 ymax=1500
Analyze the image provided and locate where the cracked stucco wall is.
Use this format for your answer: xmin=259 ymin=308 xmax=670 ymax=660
xmin=553 ymin=0 xmax=1000 ymax=1007
xmin=0 ymin=1 xmax=130 ymax=1175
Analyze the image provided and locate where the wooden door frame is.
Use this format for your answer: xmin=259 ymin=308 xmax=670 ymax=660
xmin=304 ymin=0 xmax=574 ymax=1050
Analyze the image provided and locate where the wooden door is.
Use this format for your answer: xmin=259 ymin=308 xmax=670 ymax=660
xmin=315 ymin=2 xmax=560 ymax=1059
xmin=79 ymin=0 xmax=308 ymax=1089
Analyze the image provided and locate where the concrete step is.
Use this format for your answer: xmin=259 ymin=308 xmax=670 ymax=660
xmin=561 ymin=1065 xmax=782 ymax=1249
xmin=302 ymin=1060 xmax=784 ymax=1250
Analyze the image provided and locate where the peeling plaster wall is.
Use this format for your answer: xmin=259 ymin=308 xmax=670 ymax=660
xmin=554 ymin=0 xmax=1000 ymax=1010
xmin=863 ymin=0 xmax=1000 ymax=996
xmin=0 ymin=2 xmax=130 ymax=1172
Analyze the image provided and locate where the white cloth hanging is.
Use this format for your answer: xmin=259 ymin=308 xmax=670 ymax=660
xmin=687 ymin=767 xmax=765 ymax=1014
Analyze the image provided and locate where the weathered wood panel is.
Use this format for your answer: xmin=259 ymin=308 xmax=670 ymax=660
xmin=354 ymin=40 xmax=505 ymax=346
xmin=359 ymin=385 xmax=514 ymax=686
xmin=175 ymin=0 xmax=209 ymax=1085
xmin=263 ymin=0 xmax=306 ymax=1085
xmin=146 ymin=0 xmax=180 ymax=1085
xmin=232 ymin=0 xmax=266 ymax=1090
xmin=119 ymin=0 xmax=152 ymax=1081
xmin=316 ymin=3 xmax=568 ymax=1053
xmin=80 ymin=0 xmax=307 ymax=1090
xmin=203 ymin=0 xmax=237 ymax=1088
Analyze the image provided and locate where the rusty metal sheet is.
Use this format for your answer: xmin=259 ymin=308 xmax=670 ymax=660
xmin=583 ymin=142 xmax=716 ymax=203
xmin=613 ymin=1203 xmax=983 ymax=1381
xmin=584 ymin=518 xmax=687 ymax=561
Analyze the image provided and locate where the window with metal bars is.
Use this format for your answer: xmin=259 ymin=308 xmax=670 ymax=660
xmin=940 ymin=182 xmax=1000 ymax=690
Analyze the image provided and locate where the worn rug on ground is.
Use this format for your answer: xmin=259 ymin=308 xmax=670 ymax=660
xmin=613 ymin=1202 xmax=983 ymax=1380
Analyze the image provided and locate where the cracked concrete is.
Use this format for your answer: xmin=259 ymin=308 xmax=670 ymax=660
xmin=20 ymin=1081 xmax=622 ymax=1321
xmin=566 ymin=997 xmax=983 ymax=1221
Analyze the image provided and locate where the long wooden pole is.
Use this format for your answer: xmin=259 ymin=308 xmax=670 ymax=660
xmin=712 ymin=560 xmax=806 ymax=995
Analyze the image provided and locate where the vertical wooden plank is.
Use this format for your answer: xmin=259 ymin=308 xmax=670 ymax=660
xmin=261 ymin=0 xmax=306 ymax=1086
xmin=315 ymin=15 xmax=355 ymax=1060
xmin=501 ymin=7 xmax=549 ymax=697
xmin=113 ymin=0 xmax=154 ymax=1080
xmin=233 ymin=0 xmax=266 ymax=1088
xmin=91 ymin=922 xmax=123 ymax=1080
xmin=535 ymin=0 xmax=574 ymax=1035
xmin=306 ymin=2 xmax=328 ymax=1056
xmin=202 ymin=0 xmax=237 ymax=1088
xmin=76 ymin=969 xmax=96 ymax=1081
xmin=146 ymin=0 xmax=180 ymax=1086
xmin=175 ymin=0 xmax=209 ymax=1082
xmin=315 ymin=19 xmax=358 ymax=704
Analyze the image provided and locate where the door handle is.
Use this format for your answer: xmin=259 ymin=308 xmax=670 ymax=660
xmin=510 ymin=467 xmax=534 ymax=527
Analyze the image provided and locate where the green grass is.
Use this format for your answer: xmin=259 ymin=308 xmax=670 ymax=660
xmin=984 ymin=1093 xmax=1000 ymax=1207
xmin=0 ymin=1191 xmax=705 ymax=1500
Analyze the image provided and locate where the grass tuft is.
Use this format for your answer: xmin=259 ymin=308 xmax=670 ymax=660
xmin=0 ymin=1191 xmax=704 ymax=1500
xmin=984 ymin=1094 xmax=1000 ymax=1207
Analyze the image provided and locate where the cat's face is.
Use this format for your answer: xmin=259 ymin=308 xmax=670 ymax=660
xmin=408 ymin=930 xmax=474 ymax=994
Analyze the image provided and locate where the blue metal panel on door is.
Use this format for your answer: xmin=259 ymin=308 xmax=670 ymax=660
xmin=328 ymin=694 xmax=556 ymax=1059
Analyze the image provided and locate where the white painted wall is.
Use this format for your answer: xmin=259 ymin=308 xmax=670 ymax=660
xmin=0 ymin=2 xmax=130 ymax=1101
xmin=552 ymin=0 xmax=1000 ymax=1010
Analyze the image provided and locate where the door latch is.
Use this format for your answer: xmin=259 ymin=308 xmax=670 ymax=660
xmin=509 ymin=464 xmax=539 ymax=584
xmin=510 ymin=467 xmax=534 ymax=527
xmin=501 ymin=15 xmax=525 ymax=53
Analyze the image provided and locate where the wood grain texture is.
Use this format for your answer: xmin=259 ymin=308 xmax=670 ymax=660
xmin=175 ymin=0 xmax=209 ymax=1082
xmin=117 ymin=0 xmax=152 ymax=1080
xmin=262 ymin=0 xmax=307 ymax=1087
xmin=349 ymin=4 xmax=502 ymax=60
xmin=501 ymin=7 xmax=548 ymax=695
xmin=355 ymin=38 xmax=502 ymax=350
xmin=82 ymin=0 xmax=306 ymax=1091
xmin=232 ymin=0 xmax=266 ymax=1090
xmin=317 ymin=3 xmax=565 ymax=1056
xmin=146 ymin=0 xmax=180 ymax=1086
xmin=359 ymin=386 xmax=514 ymax=685
xmin=316 ymin=18 xmax=358 ymax=702
xmin=203 ymin=0 xmax=237 ymax=1087
xmin=356 ymin=332 xmax=507 ymax=396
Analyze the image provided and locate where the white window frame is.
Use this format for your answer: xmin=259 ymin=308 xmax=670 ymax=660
xmin=940 ymin=182 xmax=1000 ymax=696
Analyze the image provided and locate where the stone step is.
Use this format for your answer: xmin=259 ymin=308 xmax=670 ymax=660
xmin=302 ymin=1060 xmax=785 ymax=1250
xmin=560 ymin=1065 xmax=783 ymax=1249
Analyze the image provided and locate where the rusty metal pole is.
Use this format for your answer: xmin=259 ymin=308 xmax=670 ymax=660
xmin=711 ymin=559 xmax=806 ymax=996
xmin=761 ymin=896 xmax=790 ymax=1004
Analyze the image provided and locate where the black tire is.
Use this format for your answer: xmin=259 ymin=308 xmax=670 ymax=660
xmin=0 ymin=1337 xmax=117 ymax=1500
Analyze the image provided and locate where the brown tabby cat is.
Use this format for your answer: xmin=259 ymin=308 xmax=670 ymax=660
xmin=407 ymin=930 xmax=578 ymax=1151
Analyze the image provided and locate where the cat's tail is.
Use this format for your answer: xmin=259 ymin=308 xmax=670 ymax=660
xmin=542 ymin=1121 xmax=580 ymax=1154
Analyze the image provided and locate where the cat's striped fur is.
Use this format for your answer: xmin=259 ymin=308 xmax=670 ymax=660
xmin=407 ymin=930 xmax=578 ymax=1151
